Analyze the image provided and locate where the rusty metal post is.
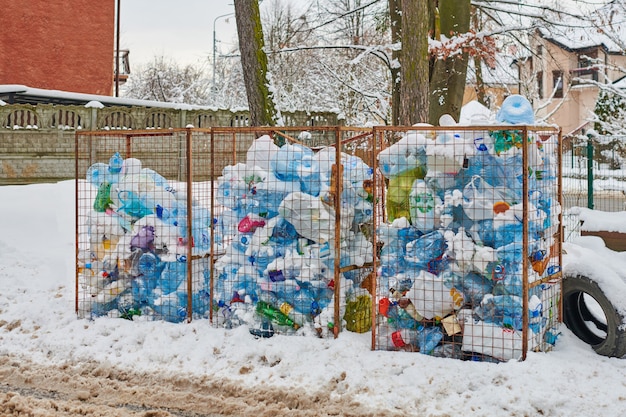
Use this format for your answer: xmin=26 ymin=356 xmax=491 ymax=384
xmin=209 ymin=128 xmax=216 ymax=323
xmin=332 ymin=127 xmax=343 ymax=338
xmin=521 ymin=127 xmax=529 ymax=360
xmin=371 ymin=127 xmax=379 ymax=350
xmin=186 ymin=128 xmax=193 ymax=323
xmin=75 ymin=131 xmax=80 ymax=315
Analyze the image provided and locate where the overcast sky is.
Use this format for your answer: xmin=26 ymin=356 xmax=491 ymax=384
xmin=120 ymin=0 xmax=239 ymax=69
xmin=119 ymin=0 xmax=610 ymax=70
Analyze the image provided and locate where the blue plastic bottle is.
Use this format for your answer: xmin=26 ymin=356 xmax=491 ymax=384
xmin=418 ymin=326 xmax=444 ymax=355
xmin=299 ymin=155 xmax=321 ymax=197
xmin=404 ymin=230 xmax=446 ymax=269
xmin=476 ymin=294 xmax=524 ymax=330
xmin=159 ymin=260 xmax=186 ymax=295
xmin=271 ymin=144 xmax=314 ymax=181
xmin=108 ymin=152 xmax=124 ymax=174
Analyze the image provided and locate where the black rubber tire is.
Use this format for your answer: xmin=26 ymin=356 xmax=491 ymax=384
xmin=563 ymin=274 xmax=626 ymax=358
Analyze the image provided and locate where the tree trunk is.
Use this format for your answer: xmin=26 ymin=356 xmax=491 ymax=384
xmin=388 ymin=0 xmax=401 ymax=126
xmin=399 ymin=0 xmax=429 ymax=125
xmin=234 ymin=0 xmax=277 ymax=126
xmin=428 ymin=0 xmax=471 ymax=125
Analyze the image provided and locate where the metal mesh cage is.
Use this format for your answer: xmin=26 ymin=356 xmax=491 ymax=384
xmin=75 ymin=125 xmax=563 ymax=361
xmin=371 ymin=126 xmax=563 ymax=362
xmin=75 ymin=127 xmax=379 ymax=338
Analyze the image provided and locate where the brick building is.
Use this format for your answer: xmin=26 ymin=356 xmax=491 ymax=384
xmin=0 ymin=0 xmax=116 ymax=95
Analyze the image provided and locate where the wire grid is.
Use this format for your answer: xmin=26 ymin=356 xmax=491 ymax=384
xmin=371 ymin=126 xmax=563 ymax=362
xmin=210 ymin=127 xmax=377 ymax=338
xmin=562 ymin=135 xmax=626 ymax=213
xmin=75 ymin=129 xmax=213 ymax=322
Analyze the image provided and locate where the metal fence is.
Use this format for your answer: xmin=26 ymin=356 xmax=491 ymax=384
xmin=561 ymin=134 xmax=626 ymax=243
xmin=75 ymin=125 xmax=563 ymax=362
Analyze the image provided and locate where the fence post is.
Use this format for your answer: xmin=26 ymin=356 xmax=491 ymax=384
xmin=587 ymin=135 xmax=593 ymax=209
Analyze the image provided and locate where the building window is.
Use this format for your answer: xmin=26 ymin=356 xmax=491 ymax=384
xmin=537 ymin=71 xmax=543 ymax=99
xmin=552 ymin=70 xmax=563 ymax=98
xmin=537 ymin=44 xmax=543 ymax=56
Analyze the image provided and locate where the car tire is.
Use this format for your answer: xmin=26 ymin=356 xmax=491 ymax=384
xmin=563 ymin=274 xmax=626 ymax=358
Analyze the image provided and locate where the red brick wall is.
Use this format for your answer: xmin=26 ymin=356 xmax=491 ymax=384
xmin=0 ymin=1 xmax=115 ymax=95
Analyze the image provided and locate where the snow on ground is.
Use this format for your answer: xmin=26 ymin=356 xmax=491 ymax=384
xmin=1 ymin=180 xmax=626 ymax=416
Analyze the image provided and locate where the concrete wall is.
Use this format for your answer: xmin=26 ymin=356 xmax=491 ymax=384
xmin=0 ymin=103 xmax=341 ymax=185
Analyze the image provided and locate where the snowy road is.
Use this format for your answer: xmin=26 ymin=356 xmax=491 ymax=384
xmin=0 ymin=354 xmax=397 ymax=417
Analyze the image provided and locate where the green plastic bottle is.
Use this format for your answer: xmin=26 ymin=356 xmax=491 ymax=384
xmin=256 ymin=301 xmax=300 ymax=330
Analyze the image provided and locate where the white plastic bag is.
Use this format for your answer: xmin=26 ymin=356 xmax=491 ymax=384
xmin=405 ymin=270 xmax=464 ymax=320
xmin=461 ymin=318 xmax=523 ymax=361
xmin=278 ymin=192 xmax=353 ymax=244
xmin=246 ymin=135 xmax=279 ymax=170
xmin=462 ymin=175 xmax=511 ymax=221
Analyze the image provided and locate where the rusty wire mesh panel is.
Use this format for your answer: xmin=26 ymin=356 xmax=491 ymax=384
xmin=75 ymin=129 xmax=212 ymax=322
xmin=210 ymin=127 xmax=377 ymax=337
xmin=371 ymin=125 xmax=562 ymax=362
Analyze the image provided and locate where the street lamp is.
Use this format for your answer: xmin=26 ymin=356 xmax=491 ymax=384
xmin=212 ymin=12 xmax=235 ymax=94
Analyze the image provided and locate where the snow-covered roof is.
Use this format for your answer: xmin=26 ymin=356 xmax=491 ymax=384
xmin=538 ymin=2 xmax=626 ymax=54
xmin=0 ymin=84 xmax=219 ymax=110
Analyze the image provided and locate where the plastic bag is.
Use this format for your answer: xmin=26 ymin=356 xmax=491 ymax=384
xmin=279 ymin=192 xmax=352 ymax=244
xmin=386 ymin=166 xmax=426 ymax=222
xmin=246 ymin=135 xmax=279 ymax=170
xmin=404 ymin=270 xmax=463 ymax=320
xmin=462 ymin=175 xmax=512 ymax=221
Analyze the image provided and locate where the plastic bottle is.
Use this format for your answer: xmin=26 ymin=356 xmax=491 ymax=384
xmin=248 ymin=244 xmax=277 ymax=274
xmin=246 ymin=135 xmax=279 ymax=171
xmin=130 ymin=252 xmax=163 ymax=305
xmin=379 ymin=298 xmax=420 ymax=329
xmin=386 ymin=167 xmax=426 ymax=221
xmin=496 ymin=94 xmax=535 ymax=125
xmin=255 ymin=300 xmax=301 ymax=330
xmin=271 ymin=143 xmax=314 ymax=182
xmin=432 ymin=343 xmax=464 ymax=359
xmin=270 ymin=217 xmax=299 ymax=245
xmin=153 ymin=292 xmax=187 ymax=323
xmin=388 ymin=288 xmax=424 ymax=322
xmin=475 ymin=294 xmax=524 ymax=330
xmin=418 ymin=326 xmax=444 ymax=355
xmin=444 ymin=271 xmax=494 ymax=307
xmin=409 ymin=179 xmax=442 ymax=232
xmin=159 ymin=260 xmax=185 ymax=295
xmin=376 ymin=133 xmax=427 ymax=179
xmin=108 ymin=152 xmax=124 ymax=174
xmin=86 ymin=162 xmax=111 ymax=187
xmin=528 ymin=294 xmax=545 ymax=334
xmin=389 ymin=327 xmax=420 ymax=350
xmin=214 ymin=263 xmax=240 ymax=306
xmin=298 ymin=154 xmax=321 ymax=197
xmin=404 ymin=230 xmax=446 ymax=269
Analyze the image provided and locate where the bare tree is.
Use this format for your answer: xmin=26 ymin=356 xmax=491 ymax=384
xmin=428 ymin=0 xmax=471 ymax=125
xmin=388 ymin=0 xmax=401 ymax=125
xmin=399 ymin=0 xmax=429 ymax=125
xmin=122 ymin=56 xmax=210 ymax=104
xmin=234 ymin=0 xmax=278 ymax=126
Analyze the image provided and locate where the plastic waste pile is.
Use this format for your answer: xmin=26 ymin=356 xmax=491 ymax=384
xmin=213 ymin=135 xmax=375 ymax=336
xmin=79 ymin=153 xmax=212 ymax=322
xmin=376 ymin=96 xmax=562 ymax=361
